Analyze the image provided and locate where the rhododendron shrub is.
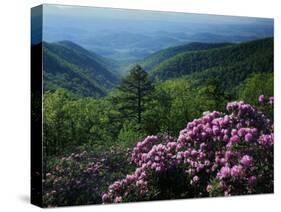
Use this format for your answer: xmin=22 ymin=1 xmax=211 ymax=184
xmin=103 ymin=96 xmax=273 ymax=203
xmin=43 ymin=148 xmax=133 ymax=207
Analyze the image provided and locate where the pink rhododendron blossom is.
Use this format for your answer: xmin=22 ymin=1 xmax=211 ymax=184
xmin=217 ymin=166 xmax=231 ymax=179
xmin=258 ymin=95 xmax=265 ymax=103
xmin=245 ymin=133 xmax=253 ymax=142
xmin=240 ymin=155 xmax=252 ymax=167
xmin=231 ymin=165 xmax=243 ymax=177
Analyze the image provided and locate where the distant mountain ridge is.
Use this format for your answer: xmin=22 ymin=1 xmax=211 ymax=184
xmin=42 ymin=41 xmax=119 ymax=97
xmin=43 ymin=5 xmax=273 ymax=62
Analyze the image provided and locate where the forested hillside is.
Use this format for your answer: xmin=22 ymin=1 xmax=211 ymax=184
xmin=43 ymin=41 xmax=119 ymax=97
xmin=149 ymin=38 xmax=273 ymax=90
xmin=141 ymin=42 xmax=232 ymax=71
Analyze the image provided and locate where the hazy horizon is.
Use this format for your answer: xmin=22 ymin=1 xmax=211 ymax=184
xmin=32 ymin=4 xmax=274 ymax=62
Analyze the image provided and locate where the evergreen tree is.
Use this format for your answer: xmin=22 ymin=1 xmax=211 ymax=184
xmin=116 ymin=65 xmax=153 ymax=124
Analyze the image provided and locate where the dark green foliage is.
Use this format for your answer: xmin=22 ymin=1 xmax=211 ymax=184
xmin=146 ymin=167 xmax=190 ymax=200
xmin=43 ymin=41 xmax=119 ymax=97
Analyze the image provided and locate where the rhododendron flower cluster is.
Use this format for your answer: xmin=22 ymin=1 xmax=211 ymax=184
xmin=103 ymin=96 xmax=273 ymax=203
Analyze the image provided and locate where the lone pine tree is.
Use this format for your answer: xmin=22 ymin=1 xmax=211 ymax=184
xmin=116 ymin=65 xmax=153 ymax=124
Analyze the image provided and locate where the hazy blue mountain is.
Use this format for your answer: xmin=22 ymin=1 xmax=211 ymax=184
xmin=42 ymin=5 xmax=273 ymax=63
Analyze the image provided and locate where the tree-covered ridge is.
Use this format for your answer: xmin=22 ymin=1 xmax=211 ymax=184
xmin=150 ymin=38 xmax=273 ymax=81
xmin=141 ymin=42 xmax=232 ymax=71
xmin=42 ymin=38 xmax=273 ymax=98
xmin=57 ymin=41 xmax=120 ymax=74
xmin=43 ymin=41 xmax=119 ymax=97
